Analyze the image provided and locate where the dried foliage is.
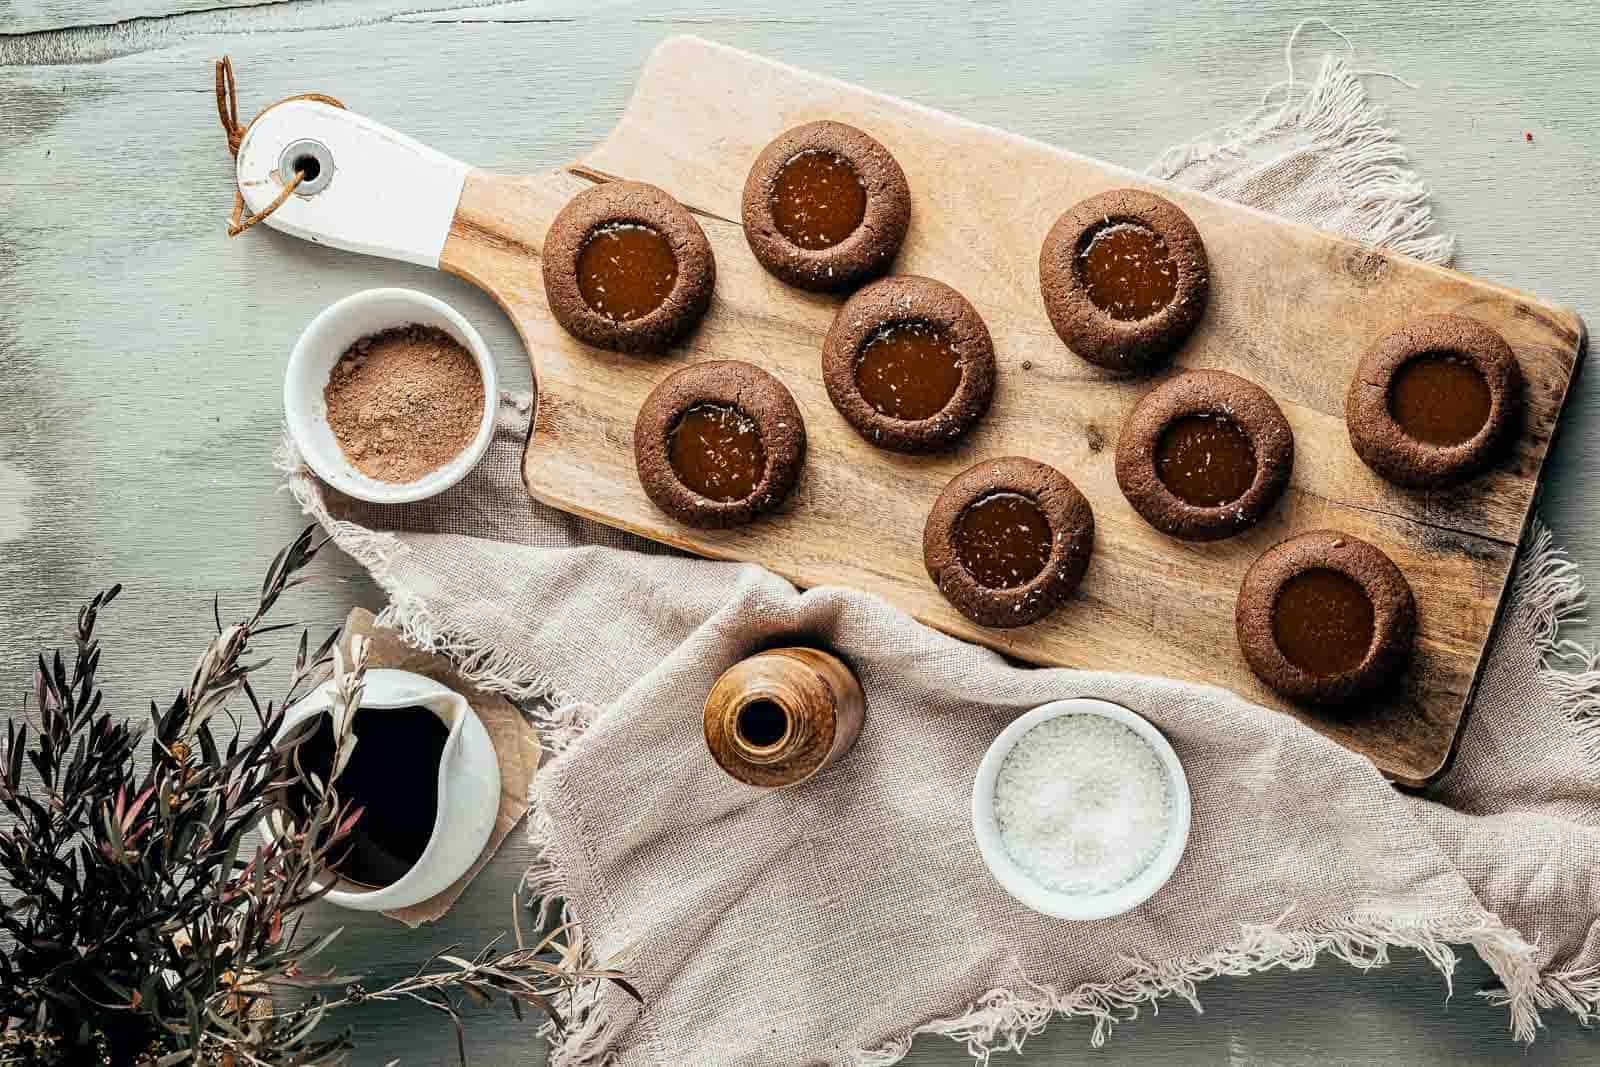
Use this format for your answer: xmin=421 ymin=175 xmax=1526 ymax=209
xmin=0 ymin=528 xmax=636 ymax=1065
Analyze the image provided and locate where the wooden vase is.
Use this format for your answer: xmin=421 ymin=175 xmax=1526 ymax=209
xmin=702 ymin=647 xmax=866 ymax=788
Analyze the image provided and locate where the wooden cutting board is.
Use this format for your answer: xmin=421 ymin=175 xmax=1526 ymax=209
xmin=239 ymin=36 xmax=1586 ymax=786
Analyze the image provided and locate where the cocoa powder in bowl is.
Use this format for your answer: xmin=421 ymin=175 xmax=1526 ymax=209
xmin=323 ymin=324 xmax=486 ymax=483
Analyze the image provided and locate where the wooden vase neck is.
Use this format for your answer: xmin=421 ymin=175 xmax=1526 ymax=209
xmin=703 ymin=647 xmax=865 ymax=788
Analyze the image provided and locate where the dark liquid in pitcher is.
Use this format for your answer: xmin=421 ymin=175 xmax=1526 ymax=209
xmin=286 ymin=705 xmax=448 ymax=889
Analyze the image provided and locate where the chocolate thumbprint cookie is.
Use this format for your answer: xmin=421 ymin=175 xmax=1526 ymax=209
xmin=743 ymin=121 xmax=911 ymax=292
xmin=1116 ymin=370 xmax=1294 ymax=541
xmin=923 ymin=457 xmax=1094 ymax=629
xmin=1039 ymin=188 xmax=1209 ymax=374
xmin=1345 ymin=314 xmax=1522 ymax=488
xmin=634 ymin=361 xmax=805 ymax=528
xmin=1236 ymin=530 xmax=1416 ymax=706
xmin=543 ymin=182 xmax=716 ymax=353
xmin=822 ymin=276 xmax=996 ymax=453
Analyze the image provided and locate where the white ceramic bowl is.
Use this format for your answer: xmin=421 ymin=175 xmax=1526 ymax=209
xmin=971 ymin=698 xmax=1191 ymax=921
xmin=262 ymin=668 xmax=501 ymax=912
xmin=284 ymin=287 xmax=498 ymax=503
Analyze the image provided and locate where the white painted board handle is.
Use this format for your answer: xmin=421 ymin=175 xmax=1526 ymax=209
xmin=235 ymin=101 xmax=468 ymax=269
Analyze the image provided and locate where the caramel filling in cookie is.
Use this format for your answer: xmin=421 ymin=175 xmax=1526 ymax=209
xmin=955 ymin=493 xmax=1053 ymax=590
xmin=1272 ymin=569 xmax=1375 ymax=677
xmin=1076 ymin=221 xmax=1178 ymax=321
xmin=1388 ymin=353 xmax=1492 ymax=446
xmin=854 ymin=321 xmax=964 ymax=421
xmin=577 ymin=223 xmax=678 ymax=321
xmin=668 ymin=404 xmax=766 ymax=502
xmin=771 ymin=150 xmax=867 ymax=250
xmin=1155 ymin=414 xmax=1258 ymax=508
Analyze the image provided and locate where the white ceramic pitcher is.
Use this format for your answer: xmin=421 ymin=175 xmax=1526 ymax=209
xmin=263 ymin=668 xmax=501 ymax=911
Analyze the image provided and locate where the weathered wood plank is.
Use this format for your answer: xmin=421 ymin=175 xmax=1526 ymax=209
xmin=2 ymin=2 xmax=1598 ymax=1063
xmin=0 ymin=0 xmax=524 ymax=45
xmin=2 ymin=1 xmax=271 ymax=36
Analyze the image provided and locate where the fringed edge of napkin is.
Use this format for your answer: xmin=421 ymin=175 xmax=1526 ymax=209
xmin=523 ymin=803 xmax=631 ymax=1066
xmin=275 ymin=416 xmax=577 ymax=710
xmin=1147 ymin=48 xmax=1455 ymax=266
xmin=858 ymin=910 xmax=1538 ymax=1062
xmin=1515 ymin=523 xmax=1600 ymax=760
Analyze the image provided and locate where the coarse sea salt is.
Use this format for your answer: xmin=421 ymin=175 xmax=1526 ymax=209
xmin=993 ymin=713 xmax=1172 ymax=894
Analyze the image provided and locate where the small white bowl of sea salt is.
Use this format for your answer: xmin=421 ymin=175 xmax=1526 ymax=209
xmin=971 ymin=698 xmax=1190 ymax=921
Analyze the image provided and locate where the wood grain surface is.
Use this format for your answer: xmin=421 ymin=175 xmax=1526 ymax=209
xmin=4 ymin=2 xmax=1599 ymax=1063
xmin=437 ymin=36 xmax=1584 ymax=784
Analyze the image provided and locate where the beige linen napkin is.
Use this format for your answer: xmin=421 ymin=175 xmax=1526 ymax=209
xmin=282 ymin=45 xmax=1600 ymax=1066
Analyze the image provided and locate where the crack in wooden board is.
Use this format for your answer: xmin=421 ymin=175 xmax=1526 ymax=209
xmin=437 ymin=36 xmax=1585 ymax=785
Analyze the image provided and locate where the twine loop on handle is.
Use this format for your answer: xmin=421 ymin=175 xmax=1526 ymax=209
xmin=214 ymin=56 xmax=346 ymax=237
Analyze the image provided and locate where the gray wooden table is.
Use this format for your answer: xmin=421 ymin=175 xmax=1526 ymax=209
xmin=2 ymin=1 xmax=1597 ymax=1062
